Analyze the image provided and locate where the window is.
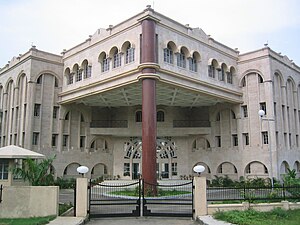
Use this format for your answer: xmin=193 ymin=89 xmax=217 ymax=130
xmin=232 ymin=134 xmax=238 ymax=146
xmin=68 ymin=73 xmax=74 ymax=85
xmin=296 ymin=135 xmax=299 ymax=147
xmin=262 ymin=131 xmax=268 ymax=144
xmin=188 ymin=57 xmax=197 ymax=72
xmin=245 ymin=164 xmax=251 ymax=174
xmin=135 ymin=111 xmax=142 ymax=122
xmin=227 ymin=72 xmax=233 ymax=84
xmin=102 ymin=58 xmax=110 ymax=72
xmin=123 ymin=163 xmax=130 ymax=176
xmin=32 ymin=132 xmax=39 ymax=145
xmin=0 ymin=159 xmax=9 ymax=180
xmin=260 ymin=102 xmax=266 ymax=115
xmin=216 ymin=112 xmax=221 ymax=121
xmin=208 ymin=65 xmax=215 ymax=78
xmin=177 ymin=50 xmax=186 ymax=68
xmin=126 ymin=46 xmax=135 ymax=64
xmin=243 ymin=133 xmax=249 ymax=145
xmin=34 ymin=104 xmax=41 ymax=117
xmin=84 ymin=64 xmax=92 ymax=78
xmin=241 ymin=77 xmax=246 ymax=87
xmin=157 ymin=111 xmax=164 ymax=122
xmin=54 ymin=77 xmax=58 ymax=87
xmin=63 ymin=135 xmax=69 ymax=147
xmin=75 ymin=69 xmax=82 ymax=82
xmin=163 ymin=45 xmax=173 ymax=64
xmin=242 ymin=105 xmax=248 ymax=118
xmin=218 ymin=69 xmax=225 ymax=81
xmin=52 ymin=134 xmax=58 ymax=147
xmin=65 ymin=112 xmax=69 ymax=120
xmin=258 ymin=74 xmax=263 ymax=83
xmin=289 ymin=133 xmax=292 ymax=147
xmin=216 ymin=136 xmax=221 ymax=147
xmin=80 ymin=136 xmax=85 ymax=148
xmin=113 ymin=51 xmax=121 ymax=68
xmin=37 ymin=75 xmax=42 ymax=84
xmin=172 ymin=162 xmax=178 ymax=176
xmin=53 ymin=106 xmax=59 ymax=119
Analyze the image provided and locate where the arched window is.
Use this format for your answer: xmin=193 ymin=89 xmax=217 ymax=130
xmin=157 ymin=111 xmax=164 ymax=122
xmin=177 ymin=49 xmax=186 ymax=68
xmin=135 ymin=111 xmax=142 ymax=122
xmin=219 ymin=64 xmax=227 ymax=81
xmin=164 ymin=43 xmax=173 ymax=64
xmin=99 ymin=52 xmax=110 ymax=72
xmin=258 ymin=74 xmax=263 ymax=83
xmin=73 ymin=64 xmax=82 ymax=82
xmin=188 ymin=53 xmax=197 ymax=72
xmin=65 ymin=112 xmax=70 ymax=120
xmin=208 ymin=59 xmax=218 ymax=78
xmin=125 ymin=44 xmax=135 ymax=64
xmin=113 ymin=49 xmax=121 ymax=68
xmin=37 ymin=75 xmax=42 ymax=84
xmin=54 ymin=77 xmax=58 ymax=87
xmin=82 ymin=60 xmax=91 ymax=78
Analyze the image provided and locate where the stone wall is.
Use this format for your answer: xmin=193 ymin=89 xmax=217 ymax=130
xmin=0 ymin=186 xmax=58 ymax=218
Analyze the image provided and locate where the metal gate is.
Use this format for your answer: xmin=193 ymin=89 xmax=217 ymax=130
xmin=142 ymin=180 xmax=194 ymax=217
xmin=88 ymin=180 xmax=141 ymax=218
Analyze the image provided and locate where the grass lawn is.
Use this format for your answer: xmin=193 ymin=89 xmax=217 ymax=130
xmin=111 ymin=188 xmax=190 ymax=197
xmin=0 ymin=216 xmax=55 ymax=225
xmin=214 ymin=208 xmax=300 ymax=225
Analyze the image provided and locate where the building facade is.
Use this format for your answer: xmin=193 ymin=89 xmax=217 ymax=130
xmin=0 ymin=7 xmax=300 ymax=182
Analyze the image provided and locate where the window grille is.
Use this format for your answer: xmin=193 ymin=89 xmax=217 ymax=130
xmin=102 ymin=58 xmax=110 ymax=72
xmin=163 ymin=48 xmax=173 ymax=64
xmin=177 ymin=52 xmax=186 ymax=68
xmin=126 ymin=48 xmax=135 ymax=64
xmin=113 ymin=53 xmax=121 ymax=68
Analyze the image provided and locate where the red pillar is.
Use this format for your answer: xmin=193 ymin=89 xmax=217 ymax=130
xmin=141 ymin=19 xmax=157 ymax=186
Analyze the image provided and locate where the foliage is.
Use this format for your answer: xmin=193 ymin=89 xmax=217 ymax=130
xmin=214 ymin=208 xmax=300 ymax=225
xmin=59 ymin=202 xmax=73 ymax=216
xmin=54 ymin=177 xmax=76 ymax=189
xmin=283 ymin=169 xmax=300 ymax=186
xmin=0 ymin=216 xmax=55 ymax=225
xmin=12 ymin=155 xmax=55 ymax=186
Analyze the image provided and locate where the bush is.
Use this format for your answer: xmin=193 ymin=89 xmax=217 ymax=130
xmin=54 ymin=177 xmax=76 ymax=189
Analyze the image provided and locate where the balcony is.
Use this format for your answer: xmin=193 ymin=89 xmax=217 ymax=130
xmin=173 ymin=120 xmax=210 ymax=128
xmin=90 ymin=120 xmax=128 ymax=128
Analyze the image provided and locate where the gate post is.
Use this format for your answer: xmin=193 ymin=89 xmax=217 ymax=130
xmin=76 ymin=178 xmax=88 ymax=217
xmin=193 ymin=176 xmax=207 ymax=219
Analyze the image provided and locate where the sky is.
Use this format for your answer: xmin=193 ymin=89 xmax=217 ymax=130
xmin=1 ymin=0 xmax=300 ymax=67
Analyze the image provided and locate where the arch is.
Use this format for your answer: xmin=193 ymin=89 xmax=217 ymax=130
xmin=293 ymin=161 xmax=300 ymax=171
xmin=192 ymin=137 xmax=211 ymax=151
xmin=178 ymin=46 xmax=190 ymax=58
xmin=90 ymin=137 xmax=108 ymax=152
xmin=109 ymin=46 xmax=119 ymax=58
xmin=220 ymin=62 xmax=228 ymax=72
xmin=274 ymin=70 xmax=284 ymax=84
xmin=4 ymin=78 xmax=14 ymax=93
xmin=81 ymin=59 xmax=88 ymax=69
xmin=72 ymin=64 xmax=79 ymax=73
xmin=217 ymin=162 xmax=238 ymax=175
xmin=98 ymin=51 xmax=108 ymax=62
xmin=91 ymin=163 xmax=108 ymax=179
xmin=16 ymin=72 xmax=27 ymax=87
xmin=244 ymin=161 xmax=268 ymax=177
xmin=164 ymin=41 xmax=177 ymax=52
xmin=190 ymin=51 xmax=201 ymax=62
xmin=280 ymin=161 xmax=290 ymax=174
xmin=208 ymin=58 xmax=219 ymax=68
xmin=64 ymin=111 xmax=70 ymax=120
xmin=239 ymin=71 xmax=264 ymax=87
xmin=121 ymin=41 xmax=135 ymax=53
xmin=63 ymin=162 xmax=81 ymax=178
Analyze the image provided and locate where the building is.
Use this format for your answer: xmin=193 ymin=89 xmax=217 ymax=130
xmin=0 ymin=6 xmax=300 ymax=183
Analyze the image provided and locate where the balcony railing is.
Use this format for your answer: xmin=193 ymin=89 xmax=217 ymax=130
xmin=173 ymin=120 xmax=210 ymax=128
xmin=90 ymin=120 xmax=128 ymax=128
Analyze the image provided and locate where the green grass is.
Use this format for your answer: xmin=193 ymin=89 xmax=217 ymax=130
xmin=214 ymin=208 xmax=300 ymax=225
xmin=0 ymin=216 xmax=55 ymax=225
xmin=111 ymin=188 xmax=190 ymax=197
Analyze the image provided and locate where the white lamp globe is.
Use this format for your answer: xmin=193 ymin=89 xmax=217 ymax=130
xmin=77 ymin=165 xmax=89 ymax=174
xmin=258 ymin=110 xmax=265 ymax=117
xmin=193 ymin=165 xmax=205 ymax=174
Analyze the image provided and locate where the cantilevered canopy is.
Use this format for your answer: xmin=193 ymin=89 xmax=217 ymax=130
xmin=0 ymin=145 xmax=45 ymax=159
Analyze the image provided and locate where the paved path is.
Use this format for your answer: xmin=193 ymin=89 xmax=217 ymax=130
xmin=48 ymin=216 xmax=235 ymax=225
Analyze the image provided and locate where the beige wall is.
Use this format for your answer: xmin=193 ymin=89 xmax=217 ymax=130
xmin=0 ymin=186 xmax=58 ymax=218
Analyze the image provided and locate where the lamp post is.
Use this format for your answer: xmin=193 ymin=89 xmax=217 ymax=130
xmin=258 ymin=109 xmax=274 ymax=188
xmin=193 ymin=165 xmax=205 ymax=176
xmin=77 ymin=165 xmax=89 ymax=177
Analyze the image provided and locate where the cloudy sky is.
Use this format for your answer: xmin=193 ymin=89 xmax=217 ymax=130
xmin=1 ymin=0 xmax=300 ymax=67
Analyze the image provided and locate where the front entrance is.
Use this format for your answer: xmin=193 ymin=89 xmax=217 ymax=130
xmin=88 ymin=179 xmax=194 ymax=218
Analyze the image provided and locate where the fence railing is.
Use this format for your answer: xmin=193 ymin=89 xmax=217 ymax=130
xmin=0 ymin=185 xmax=3 ymax=203
xmin=207 ymin=185 xmax=300 ymax=202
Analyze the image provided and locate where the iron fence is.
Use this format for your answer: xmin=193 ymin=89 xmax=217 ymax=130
xmin=207 ymin=185 xmax=300 ymax=202
xmin=0 ymin=184 xmax=2 ymax=203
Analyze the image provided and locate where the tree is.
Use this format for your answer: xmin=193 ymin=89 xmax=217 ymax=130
xmin=12 ymin=155 xmax=55 ymax=186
